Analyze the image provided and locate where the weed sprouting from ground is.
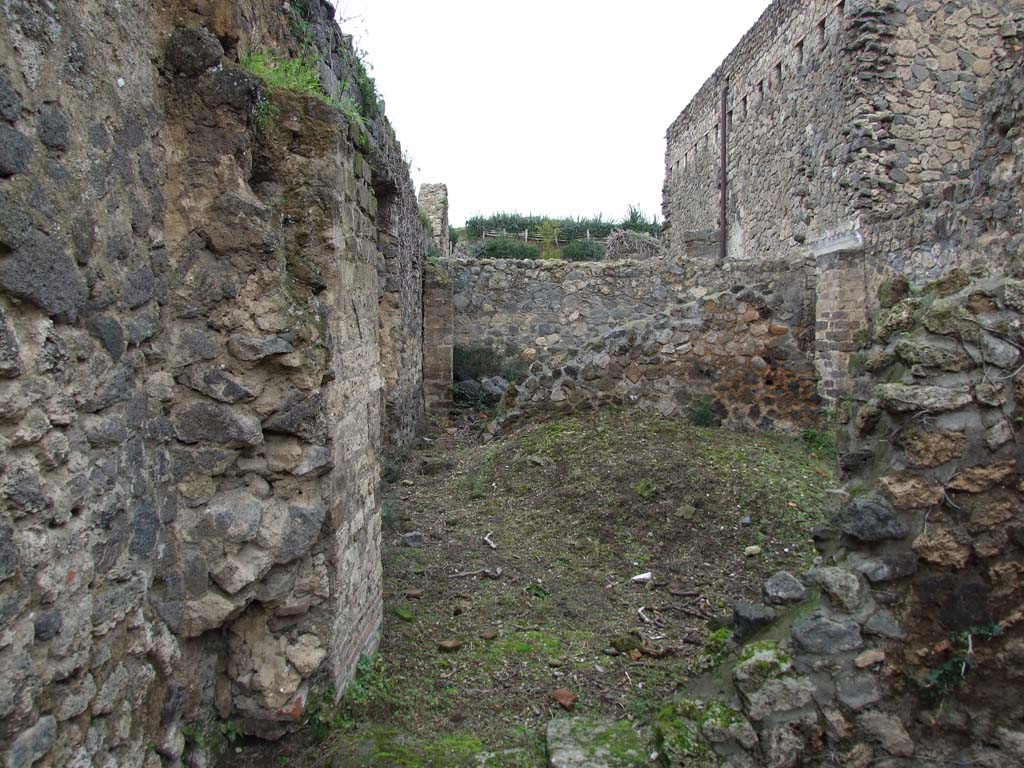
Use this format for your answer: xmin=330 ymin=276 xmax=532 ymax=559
xmin=799 ymin=427 xmax=836 ymax=460
xmin=688 ymin=395 xmax=716 ymax=427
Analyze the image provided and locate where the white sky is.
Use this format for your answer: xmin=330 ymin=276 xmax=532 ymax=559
xmin=339 ymin=1 xmax=772 ymax=226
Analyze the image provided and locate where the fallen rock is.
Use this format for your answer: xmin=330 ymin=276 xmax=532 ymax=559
xmin=401 ymin=531 xmax=425 ymax=548
xmin=438 ymin=640 xmax=462 ymax=653
xmin=546 ymin=718 xmax=648 ymax=768
xmin=743 ymin=545 xmax=762 ymax=557
xmin=552 ymin=688 xmax=579 ymax=712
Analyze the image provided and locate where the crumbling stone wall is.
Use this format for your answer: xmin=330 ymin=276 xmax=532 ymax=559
xmin=650 ymin=276 xmax=1023 ymax=767
xmin=0 ymin=0 xmax=425 ymax=764
xmin=447 ymin=255 xmax=815 ymax=361
xmin=418 ymin=182 xmax=450 ymax=257
xmin=490 ymin=288 xmax=822 ymax=436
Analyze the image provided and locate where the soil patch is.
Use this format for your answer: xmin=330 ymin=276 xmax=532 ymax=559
xmin=228 ymin=408 xmax=835 ymax=766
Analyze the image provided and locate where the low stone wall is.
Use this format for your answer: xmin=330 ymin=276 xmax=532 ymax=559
xmin=645 ymin=275 xmax=1023 ymax=767
xmin=447 ymin=254 xmax=814 ymax=360
xmin=489 ymin=288 xmax=822 ymax=436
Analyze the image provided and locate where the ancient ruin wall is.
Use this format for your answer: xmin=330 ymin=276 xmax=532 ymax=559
xmin=418 ymin=182 xmax=450 ymax=257
xmin=664 ymin=0 xmax=1020 ymax=278
xmin=652 ymin=276 xmax=1024 ymax=768
xmin=489 ymin=288 xmax=823 ymax=436
xmin=447 ymin=255 xmax=816 ymax=361
xmin=0 ymin=0 xmax=425 ymax=764
xmin=663 ymin=0 xmax=857 ymax=262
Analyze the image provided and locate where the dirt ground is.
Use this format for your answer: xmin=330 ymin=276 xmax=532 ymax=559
xmin=228 ymin=406 xmax=836 ymax=767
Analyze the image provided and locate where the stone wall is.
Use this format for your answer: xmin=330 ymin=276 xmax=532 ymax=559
xmin=417 ymin=182 xmax=450 ymax=257
xmin=447 ymin=255 xmax=816 ymax=361
xmin=0 ymin=0 xmax=425 ymax=764
xmin=653 ymin=275 xmax=1024 ymax=768
xmin=663 ymin=0 xmax=857 ymax=263
xmin=664 ymin=0 xmax=1022 ymax=290
xmin=489 ymin=288 xmax=823 ymax=436
xmin=422 ymin=264 xmax=454 ymax=412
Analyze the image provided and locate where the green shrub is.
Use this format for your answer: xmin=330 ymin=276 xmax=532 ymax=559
xmin=479 ymin=237 xmax=541 ymax=260
xmin=563 ymin=240 xmax=605 ymax=261
xmin=688 ymin=396 xmax=716 ymax=427
xmin=240 ymin=49 xmax=365 ymax=130
xmin=453 ymin=344 xmax=528 ymax=383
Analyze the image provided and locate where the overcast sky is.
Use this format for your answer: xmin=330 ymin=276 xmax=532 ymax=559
xmin=339 ymin=1 xmax=772 ymax=226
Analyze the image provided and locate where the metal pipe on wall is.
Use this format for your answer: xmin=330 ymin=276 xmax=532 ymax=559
xmin=719 ymin=82 xmax=728 ymax=261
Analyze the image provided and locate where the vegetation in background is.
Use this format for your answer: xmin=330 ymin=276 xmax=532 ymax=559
xmin=464 ymin=207 xmax=661 ymax=243
xmin=562 ymin=239 xmax=605 ymax=262
xmin=479 ymin=237 xmax=541 ymax=261
xmin=537 ymin=219 xmax=561 ymax=257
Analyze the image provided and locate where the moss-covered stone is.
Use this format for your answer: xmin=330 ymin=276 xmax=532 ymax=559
xmin=921 ymin=268 xmax=970 ymax=297
xmin=893 ymin=338 xmax=970 ymax=371
xmin=922 ymin=298 xmax=981 ymax=341
xmin=864 ymin=349 xmax=896 ymax=372
xmin=1005 ymin=280 xmax=1024 ymax=313
xmin=653 ymin=703 xmax=716 ymax=767
xmin=874 ymin=298 xmax=921 ymax=341
xmin=877 ymin=275 xmax=910 ymax=309
xmin=733 ymin=641 xmax=794 ymax=694
xmin=547 ymin=718 xmax=649 ymax=767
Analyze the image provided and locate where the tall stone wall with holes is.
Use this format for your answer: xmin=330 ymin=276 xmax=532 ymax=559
xmin=446 ymin=254 xmax=816 ymax=362
xmin=664 ymin=0 xmax=1023 ymax=279
xmin=633 ymin=275 xmax=1024 ymax=767
xmin=0 ymin=0 xmax=426 ymax=764
xmin=488 ymin=288 xmax=823 ymax=437
xmin=663 ymin=0 xmax=858 ymax=264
